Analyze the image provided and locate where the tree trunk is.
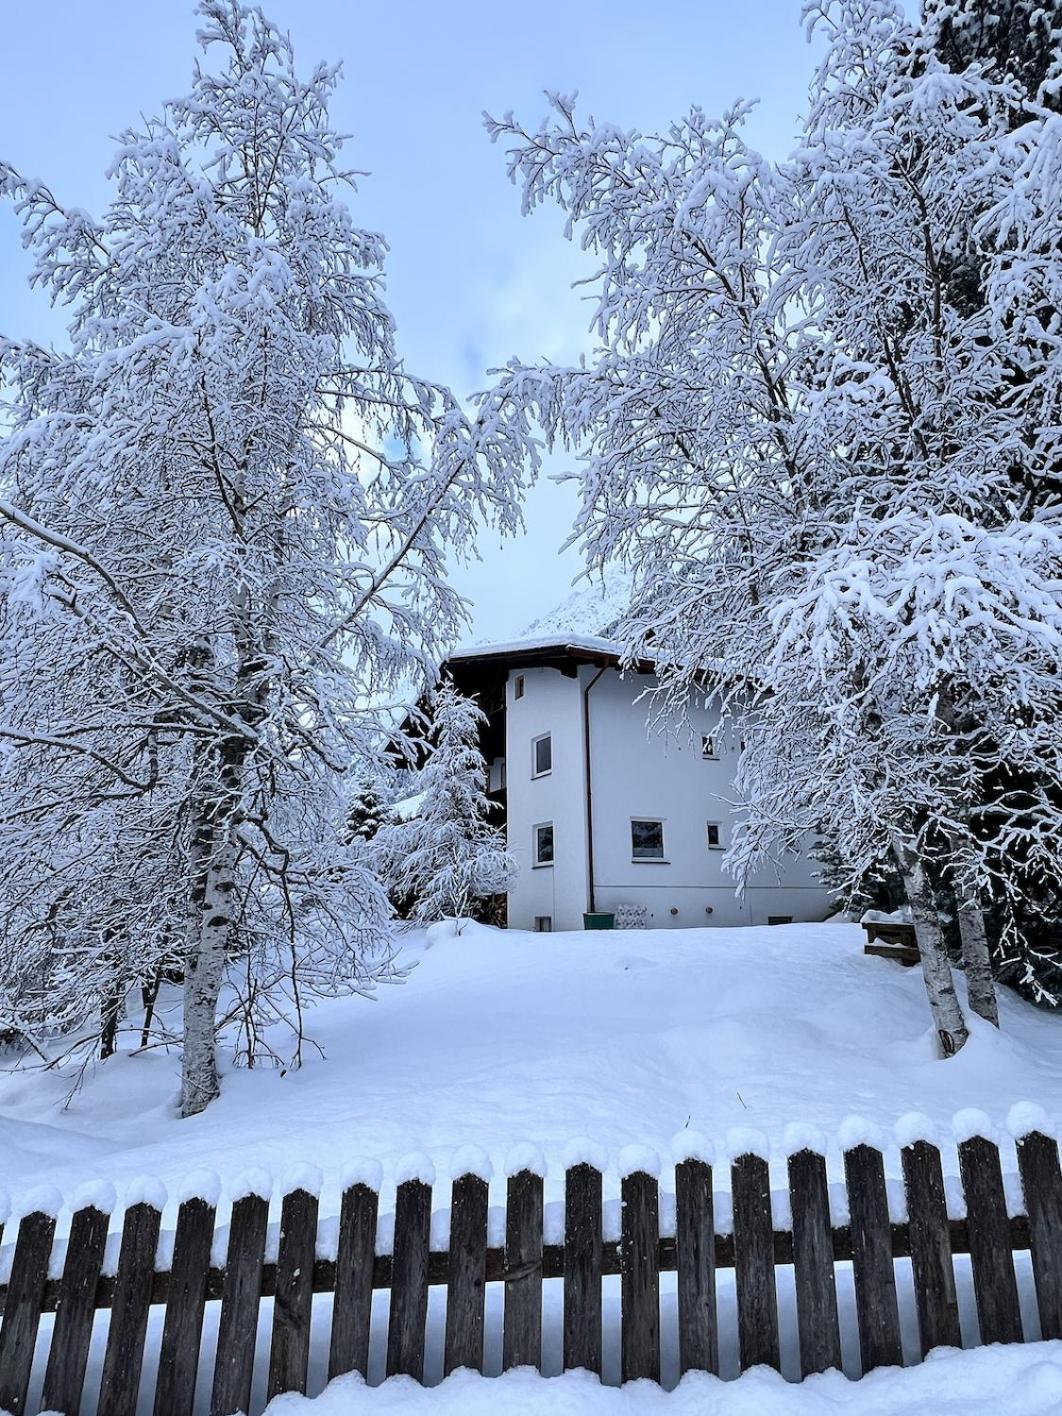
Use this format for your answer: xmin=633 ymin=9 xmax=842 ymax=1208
xmin=953 ymin=888 xmax=1000 ymax=1027
xmin=944 ymin=831 xmax=1000 ymax=1028
xmin=180 ymin=773 xmax=240 ymax=1118
xmin=99 ymin=980 xmax=122 ymax=1061
xmin=892 ymin=838 xmax=969 ymax=1057
xmin=139 ymin=970 xmax=162 ymax=1050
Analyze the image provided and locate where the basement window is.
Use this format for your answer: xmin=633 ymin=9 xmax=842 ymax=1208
xmin=533 ymin=822 xmax=554 ymax=867
xmin=534 ymin=915 xmax=553 ymax=932
xmin=768 ymin=915 xmax=793 ymax=926
xmin=631 ymin=818 xmax=666 ymax=861
xmin=706 ymin=822 xmax=724 ymax=850
xmin=532 ymin=732 xmax=552 ymax=778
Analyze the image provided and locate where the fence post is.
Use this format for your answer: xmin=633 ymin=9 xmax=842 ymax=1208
xmin=900 ymin=1135 xmax=960 ymax=1354
xmin=730 ymin=1141 xmax=779 ymax=1372
xmin=152 ymin=1189 xmax=217 ymax=1416
xmin=445 ymin=1161 xmax=490 ymax=1374
xmin=267 ymin=1180 xmax=321 ymax=1400
xmin=386 ymin=1165 xmax=433 ymax=1379
xmin=675 ymin=1150 xmax=717 ymax=1375
xmin=620 ymin=1155 xmax=661 ymax=1383
xmin=564 ymin=1157 xmax=603 ymax=1374
xmin=0 ymin=1201 xmax=58 ymax=1416
xmin=503 ymin=1159 xmax=545 ymax=1371
xmin=788 ymin=1143 xmax=841 ymax=1375
xmin=40 ymin=1198 xmax=112 ymax=1416
xmin=1016 ymin=1127 xmax=1062 ymax=1341
xmin=210 ymin=1182 xmax=271 ymax=1416
xmin=329 ymin=1167 xmax=381 ymax=1380
xmin=98 ymin=1195 xmax=164 ymax=1416
xmin=957 ymin=1123 xmax=1023 ymax=1344
xmin=843 ymin=1137 xmax=902 ymax=1373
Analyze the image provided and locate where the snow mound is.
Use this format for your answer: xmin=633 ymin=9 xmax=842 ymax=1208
xmin=505 ymin=1142 xmax=547 ymax=1179
xmin=174 ymin=1169 xmax=221 ymax=1208
xmin=617 ymin=1144 xmax=661 ymax=1179
xmin=341 ymin=1159 xmax=383 ymax=1193
xmin=123 ymin=1176 xmax=167 ymax=1211
xmin=563 ymin=1137 xmax=609 ymax=1172
xmin=672 ymin=1129 xmax=714 ymax=1166
xmin=11 ymin=1182 xmax=63 ymax=1221
xmin=450 ymin=1145 xmax=493 ymax=1182
xmin=72 ymin=1180 xmax=118 ymax=1215
xmin=781 ymin=1122 xmax=828 ymax=1158
xmin=894 ymin=1112 xmax=939 ymax=1149
xmin=952 ymin=1108 xmax=1000 ymax=1146
xmin=395 ymin=1152 xmax=436 ymax=1187
xmin=228 ymin=1167 xmax=274 ymax=1203
xmin=282 ymin=1164 xmax=324 ymax=1199
xmin=1007 ymin=1102 xmax=1056 ymax=1142
xmin=724 ymin=1128 xmax=770 ymax=1163
xmin=837 ymin=1115 xmax=887 ymax=1153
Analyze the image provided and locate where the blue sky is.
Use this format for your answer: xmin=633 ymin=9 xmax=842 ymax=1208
xmin=0 ymin=1 xmax=824 ymax=642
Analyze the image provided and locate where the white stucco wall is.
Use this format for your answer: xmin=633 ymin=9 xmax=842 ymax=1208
xmin=504 ymin=665 xmax=589 ymax=931
xmin=503 ymin=662 xmax=834 ymax=931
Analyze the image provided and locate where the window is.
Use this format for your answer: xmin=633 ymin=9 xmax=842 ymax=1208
xmin=533 ymin=822 xmax=554 ymax=867
xmin=532 ymin=732 xmax=552 ymax=777
xmin=514 ymin=675 xmax=525 ymax=700
xmin=534 ymin=915 xmax=553 ymax=932
xmin=768 ymin=915 xmax=793 ymax=926
xmin=631 ymin=818 xmax=665 ymax=861
xmin=706 ymin=822 xmax=724 ymax=850
xmin=701 ymin=734 xmax=718 ymax=759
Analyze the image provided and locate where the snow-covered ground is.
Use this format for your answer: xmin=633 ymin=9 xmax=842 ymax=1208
xmin=263 ymin=1345 xmax=1062 ymax=1415
xmin=3 ymin=920 xmax=1062 ymax=1412
xmin=2 ymin=920 xmax=1060 ymax=1216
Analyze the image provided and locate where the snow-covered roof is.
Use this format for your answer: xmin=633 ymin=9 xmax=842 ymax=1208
xmin=450 ymin=570 xmax=637 ymax=667
xmin=448 ymin=631 xmax=625 ymax=664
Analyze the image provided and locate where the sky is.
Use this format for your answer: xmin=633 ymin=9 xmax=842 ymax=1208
xmin=0 ymin=1 xmax=825 ymax=644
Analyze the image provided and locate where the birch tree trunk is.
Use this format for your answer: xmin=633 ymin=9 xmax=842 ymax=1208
xmin=948 ymin=850 xmax=1000 ymax=1026
xmin=892 ymin=838 xmax=969 ymax=1056
xmin=180 ymin=826 xmax=236 ymax=1116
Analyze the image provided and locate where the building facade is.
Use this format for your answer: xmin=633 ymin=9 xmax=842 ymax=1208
xmin=447 ymin=636 xmax=835 ymax=932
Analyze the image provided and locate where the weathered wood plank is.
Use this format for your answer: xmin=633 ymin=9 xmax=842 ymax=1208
xmin=621 ymin=1168 xmax=660 ymax=1383
xmin=844 ymin=1142 xmax=902 ymax=1372
xmin=445 ymin=1172 xmax=489 ymax=1374
xmin=563 ymin=1163 xmax=603 ymax=1374
xmin=959 ymin=1135 xmax=1023 ymax=1344
xmin=901 ymin=1140 xmax=960 ymax=1354
xmin=731 ymin=1153 xmax=779 ymax=1371
xmin=153 ymin=1196 xmax=216 ymax=1416
xmin=0 ymin=1207 xmax=57 ymax=1416
xmin=1017 ymin=1130 xmax=1062 ymax=1341
xmin=788 ymin=1148 xmax=841 ymax=1375
xmin=329 ymin=1181 xmax=379 ymax=1380
xmin=386 ymin=1178 xmax=432 ymax=1379
xmin=97 ymin=1200 xmax=163 ymax=1416
xmin=210 ymin=1190 xmax=270 ymax=1416
xmin=40 ymin=1204 xmax=110 ymax=1416
xmin=503 ymin=1169 xmax=544 ymax=1371
xmin=267 ymin=1186 xmax=319 ymax=1400
xmin=675 ymin=1157 xmax=716 ymax=1375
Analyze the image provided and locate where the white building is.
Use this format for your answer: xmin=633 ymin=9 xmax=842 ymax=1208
xmin=446 ymin=631 xmax=835 ymax=932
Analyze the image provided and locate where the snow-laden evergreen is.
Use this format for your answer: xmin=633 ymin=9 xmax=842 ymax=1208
xmin=0 ymin=2 xmax=534 ymax=1112
xmin=482 ymin=0 xmax=1062 ymax=1044
xmin=375 ymin=683 xmax=514 ymax=929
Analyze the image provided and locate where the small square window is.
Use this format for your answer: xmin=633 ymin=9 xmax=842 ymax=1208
xmin=514 ymin=675 xmax=525 ymax=700
xmin=533 ymin=822 xmax=554 ymax=866
xmin=534 ymin=915 xmax=553 ymax=932
xmin=532 ymin=733 xmax=552 ymax=777
xmin=632 ymin=818 xmax=665 ymax=860
xmin=706 ymin=822 xmax=724 ymax=850
xmin=701 ymin=734 xmax=718 ymax=759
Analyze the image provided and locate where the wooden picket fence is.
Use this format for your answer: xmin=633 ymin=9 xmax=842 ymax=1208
xmin=1 ymin=1127 xmax=1062 ymax=1415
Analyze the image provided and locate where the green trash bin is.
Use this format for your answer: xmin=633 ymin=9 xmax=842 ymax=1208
xmin=583 ymin=911 xmax=615 ymax=930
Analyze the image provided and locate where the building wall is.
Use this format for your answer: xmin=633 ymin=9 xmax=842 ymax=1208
xmin=504 ymin=663 xmax=834 ymax=931
xmin=504 ymin=664 xmax=589 ymax=931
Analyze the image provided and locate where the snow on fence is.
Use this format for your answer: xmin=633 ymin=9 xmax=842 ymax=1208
xmin=1 ymin=1111 xmax=1061 ymax=1415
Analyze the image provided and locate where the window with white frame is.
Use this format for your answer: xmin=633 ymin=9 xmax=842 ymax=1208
xmin=631 ymin=818 xmax=666 ymax=861
xmin=532 ymin=732 xmax=552 ymax=778
xmin=701 ymin=733 xmax=718 ymax=759
xmin=533 ymin=821 xmax=554 ymax=867
xmin=706 ymin=821 xmax=724 ymax=850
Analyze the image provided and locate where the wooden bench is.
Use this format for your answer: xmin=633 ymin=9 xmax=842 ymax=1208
xmin=862 ymin=919 xmax=920 ymax=967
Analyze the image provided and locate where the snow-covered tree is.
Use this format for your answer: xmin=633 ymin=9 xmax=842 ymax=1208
xmin=0 ymin=1 xmax=533 ymax=1112
xmin=376 ymin=683 xmax=514 ymax=929
xmin=482 ymin=0 xmax=1062 ymax=1048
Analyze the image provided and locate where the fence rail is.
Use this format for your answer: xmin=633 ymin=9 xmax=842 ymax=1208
xmin=1 ymin=1125 xmax=1060 ymax=1416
